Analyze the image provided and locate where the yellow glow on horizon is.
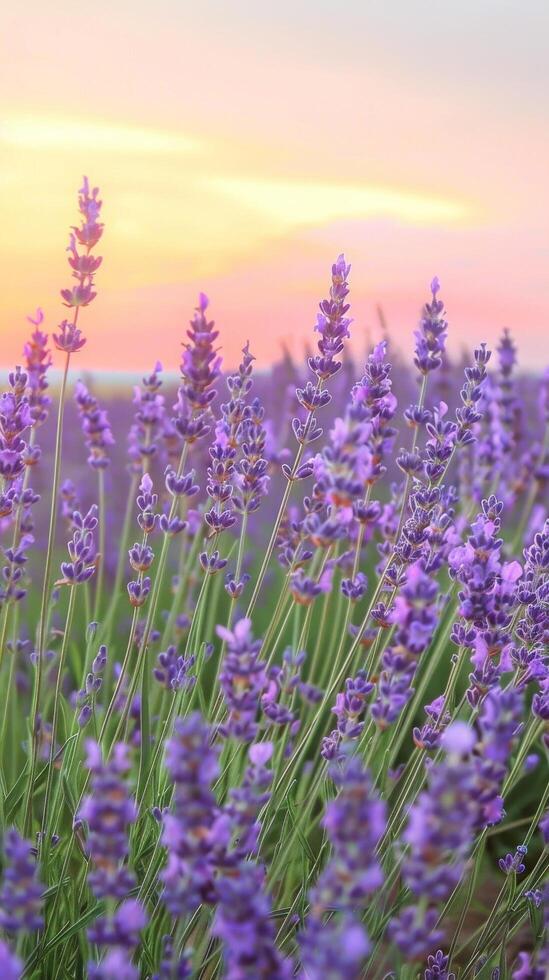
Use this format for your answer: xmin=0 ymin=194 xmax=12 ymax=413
xmin=201 ymin=175 xmax=470 ymax=228
xmin=0 ymin=114 xmax=472 ymax=299
xmin=0 ymin=115 xmax=203 ymax=155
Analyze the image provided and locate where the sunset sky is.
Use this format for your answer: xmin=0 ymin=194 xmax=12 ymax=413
xmin=1 ymin=1 xmax=548 ymax=372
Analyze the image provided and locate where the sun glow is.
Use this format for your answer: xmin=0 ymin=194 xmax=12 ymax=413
xmin=0 ymin=115 xmax=202 ymax=155
xmin=202 ymin=176 xmax=470 ymax=229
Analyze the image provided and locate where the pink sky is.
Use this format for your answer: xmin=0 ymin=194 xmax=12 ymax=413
xmin=1 ymin=0 xmax=548 ymax=372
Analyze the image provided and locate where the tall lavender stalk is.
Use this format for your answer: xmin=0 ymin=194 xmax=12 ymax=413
xmin=246 ymin=255 xmax=351 ymax=614
xmin=25 ymin=177 xmax=103 ymax=835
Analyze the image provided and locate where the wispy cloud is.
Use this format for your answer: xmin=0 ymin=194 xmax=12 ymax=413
xmin=201 ymin=176 xmax=470 ymax=228
xmin=0 ymin=115 xmax=202 ymax=155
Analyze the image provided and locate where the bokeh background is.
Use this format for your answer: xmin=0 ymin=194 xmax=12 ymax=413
xmin=1 ymin=0 xmax=548 ymax=372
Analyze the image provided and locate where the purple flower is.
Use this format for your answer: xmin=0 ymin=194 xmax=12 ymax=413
xmin=60 ymin=478 xmax=81 ymax=525
xmin=173 ymin=293 xmax=222 ymax=445
xmin=300 ymin=755 xmax=385 ymax=977
xmin=74 ymin=380 xmax=114 ymax=469
xmin=440 ymin=721 xmax=476 ymax=756
xmin=73 ymin=176 xmax=104 ymax=249
xmin=207 ymin=342 xmax=269 ymax=531
xmin=204 ymin=420 xmax=237 ymax=534
xmin=53 ymin=320 xmax=87 ymax=353
xmin=161 ymin=713 xmax=221 ymax=914
xmin=351 ymin=340 xmax=398 ymax=481
xmin=127 ymin=363 xmax=166 ymax=472
xmin=233 ymin=397 xmax=270 ymax=515
xmin=79 ymin=741 xmax=137 ymax=900
xmin=319 ymin=755 xmax=386 ymax=903
xmin=389 ymin=906 xmax=444 ymax=961
xmin=59 ymin=505 xmax=97 ymax=585
xmin=54 ymin=178 xmax=103 ymax=354
xmin=512 ymin=951 xmax=545 ymax=980
xmin=424 ymin=949 xmax=455 ymax=980
xmin=498 ymin=844 xmax=527 ymax=875
xmin=0 ymin=373 xmax=33 ymax=485
xmin=0 ymin=829 xmax=43 ymax=933
xmin=198 ymin=549 xmax=227 ymax=574
xmin=371 ymin=562 xmax=439 ymax=729
xmin=310 ymin=254 xmax=352 ymax=382
xmin=448 ymin=496 xmax=522 ymax=703
xmin=153 ymin=645 xmax=195 ymax=692
xmin=216 ymin=741 xmax=274 ymax=864
xmin=400 ymin=747 xmax=477 ymax=902
xmin=299 ymin=914 xmax=370 ymax=979
xmin=414 ymin=277 xmax=448 ymax=375
xmin=290 ymin=566 xmax=334 ymax=606
xmin=128 ymin=543 xmax=154 ymax=573
xmin=0 ymin=532 xmax=34 ymax=606
xmin=322 ymin=669 xmax=373 ymax=760
xmin=88 ymin=900 xmax=147 ymax=976
xmin=454 ymin=343 xmax=491 ymax=448
xmin=23 ymin=308 xmax=51 ymax=427
xmin=309 ymin=341 xmax=396 ymax=546
xmin=390 ymin=726 xmax=478 ymax=956
xmin=0 ymin=941 xmax=22 ymax=980
xmin=479 ymin=686 xmax=523 ymax=766
xmin=213 ymin=862 xmax=291 ymax=980
xmin=341 ymin=572 xmax=368 ymax=601
xmin=216 ymin=618 xmax=267 ymax=741
xmin=153 ymin=936 xmax=192 ymax=979
xmin=127 ymin=576 xmax=151 ymax=607
xmin=88 ymin=948 xmax=139 ymax=980
xmin=165 ymin=465 xmax=199 ymax=498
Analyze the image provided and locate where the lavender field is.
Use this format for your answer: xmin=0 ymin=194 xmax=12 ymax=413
xmin=0 ymin=180 xmax=547 ymax=979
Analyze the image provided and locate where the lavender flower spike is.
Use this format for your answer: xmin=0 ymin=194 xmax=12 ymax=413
xmin=74 ymin=379 xmax=114 ymax=469
xmin=161 ymin=712 xmax=221 ymax=915
xmin=213 ymin=862 xmax=292 ymax=980
xmin=299 ymin=755 xmax=386 ymax=978
xmin=414 ymin=277 xmax=448 ymax=375
xmin=310 ymin=254 xmax=352 ymax=382
xmin=0 ymin=941 xmax=23 ymax=980
xmin=0 ymin=829 xmax=43 ymax=934
xmin=79 ymin=740 xmax=137 ymax=899
xmin=216 ymin=618 xmax=268 ymax=741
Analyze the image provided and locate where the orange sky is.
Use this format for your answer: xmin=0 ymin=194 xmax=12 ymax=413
xmin=1 ymin=1 xmax=548 ymax=372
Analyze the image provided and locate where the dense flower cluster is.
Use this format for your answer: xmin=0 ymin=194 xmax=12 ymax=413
xmin=299 ymin=755 xmax=386 ymax=977
xmin=128 ymin=363 xmax=166 ymax=473
xmin=75 ymin=379 xmax=114 ymax=469
xmin=414 ymin=277 xmax=448 ymax=375
xmin=217 ymin=618 xmax=267 ymax=740
xmin=1 ymin=179 xmax=547 ymax=979
xmin=79 ymin=740 xmax=137 ymax=898
xmin=372 ymin=560 xmax=439 ymax=728
xmin=79 ymin=742 xmax=147 ymax=976
xmin=0 ymin=829 xmax=43 ymax=934
xmin=161 ymin=713 xmax=221 ymax=913
xmin=174 ymin=293 xmax=221 ymax=445
xmin=23 ymin=308 xmax=51 ymax=427
xmin=213 ymin=862 xmax=292 ymax=980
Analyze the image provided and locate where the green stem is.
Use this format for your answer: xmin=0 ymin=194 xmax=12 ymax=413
xmin=394 ymin=373 xmax=428 ymax=544
xmin=101 ymin=472 xmax=139 ymax=645
xmin=41 ymin=585 xmax=77 ymax=852
xmin=245 ymin=386 xmax=324 ymax=617
xmin=93 ymin=467 xmax=106 ymax=623
xmin=24 ymin=350 xmax=72 ymax=836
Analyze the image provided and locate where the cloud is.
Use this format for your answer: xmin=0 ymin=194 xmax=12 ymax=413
xmin=0 ymin=115 xmax=202 ymax=155
xmin=200 ymin=175 xmax=471 ymax=229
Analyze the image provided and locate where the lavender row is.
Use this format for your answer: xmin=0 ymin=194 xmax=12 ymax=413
xmin=0 ymin=179 xmax=546 ymax=979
